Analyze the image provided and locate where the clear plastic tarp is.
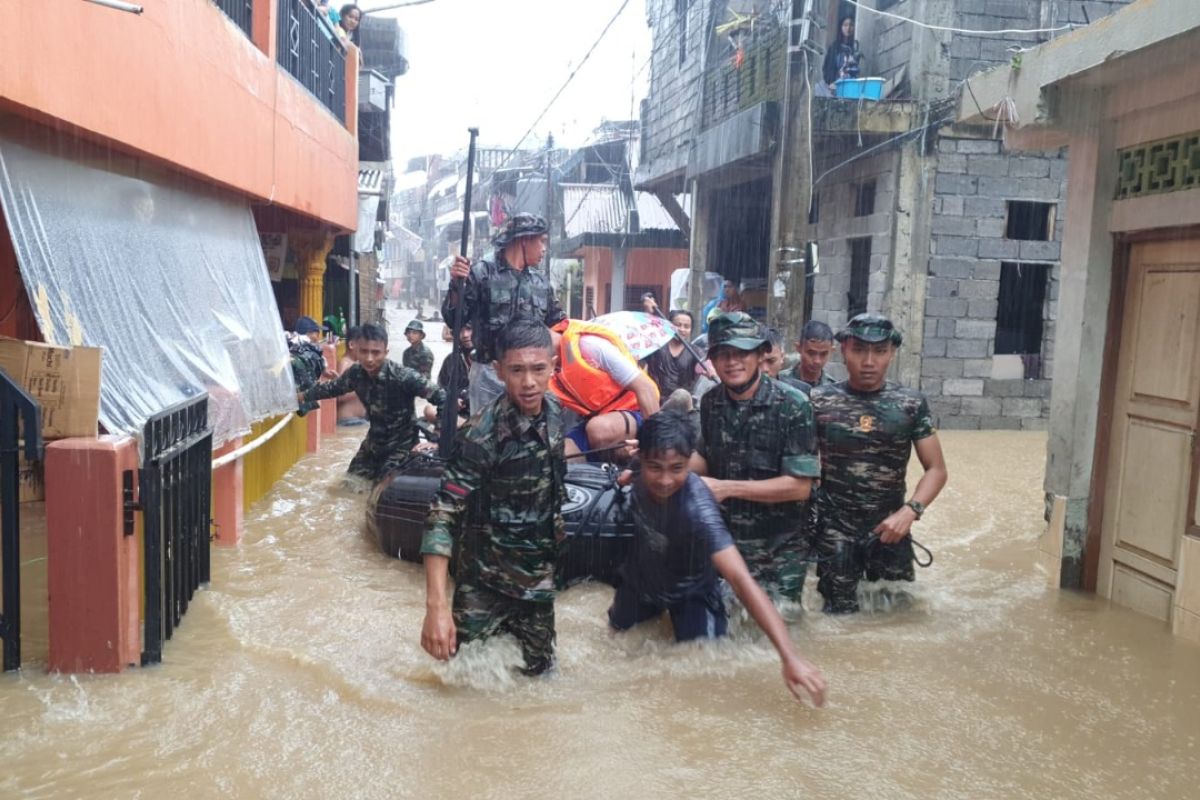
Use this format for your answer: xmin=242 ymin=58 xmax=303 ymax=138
xmin=0 ymin=126 xmax=296 ymax=448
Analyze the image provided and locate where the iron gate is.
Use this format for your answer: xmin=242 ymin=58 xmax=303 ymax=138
xmin=0 ymin=371 xmax=42 ymax=672
xmin=138 ymin=395 xmax=213 ymax=665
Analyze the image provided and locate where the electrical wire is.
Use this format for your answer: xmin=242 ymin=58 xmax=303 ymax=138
xmin=812 ymin=114 xmax=955 ymax=188
xmin=844 ymin=0 xmax=1075 ymax=36
xmin=493 ymin=0 xmax=633 ymax=173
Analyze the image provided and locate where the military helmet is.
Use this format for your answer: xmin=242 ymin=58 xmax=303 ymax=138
xmin=404 ymin=319 xmax=425 ymax=334
xmin=707 ymin=312 xmax=767 ymax=352
xmin=836 ymin=313 xmax=903 ymax=346
xmin=491 ymin=212 xmax=549 ymax=248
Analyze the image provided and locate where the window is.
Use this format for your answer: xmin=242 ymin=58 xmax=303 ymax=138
xmin=995 ymin=262 xmax=1049 ymax=370
xmin=625 ymin=284 xmax=660 ymax=312
xmin=853 ymin=180 xmax=876 ymax=217
xmin=848 ymin=237 xmax=871 ymax=316
xmin=1005 ymin=201 xmax=1055 ymax=241
xmin=676 ymin=0 xmax=689 ymax=66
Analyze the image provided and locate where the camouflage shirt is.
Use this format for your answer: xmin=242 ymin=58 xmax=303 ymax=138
xmin=402 ymin=342 xmax=435 ymax=379
xmin=788 ymin=364 xmax=836 ymax=388
xmin=304 ymin=360 xmax=444 ymax=452
xmin=811 ymin=381 xmax=935 ymax=531
xmin=421 ymin=394 xmax=568 ymax=602
xmin=697 ymin=376 xmax=822 ymax=544
xmin=441 ymin=254 xmax=566 ymax=363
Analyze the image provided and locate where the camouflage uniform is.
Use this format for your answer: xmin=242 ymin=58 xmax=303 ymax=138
xmin=421 ymin=394 xmax=568 ymax=675
xmin=402 ymin=342 xmax=435 ymax=379
xmin=698 ymin=314 xmax=822 ymax=603
xmin=303 ymin=360 xmax=444 ymax=481
xmin=788 ymin=363 xmax=836 ymax=388
xmin=441 ymin=214 xmax=565 ymax=412
xmin=810 ymin=314 xmax=935 ymax=613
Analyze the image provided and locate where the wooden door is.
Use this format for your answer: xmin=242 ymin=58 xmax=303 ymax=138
xmin=1097 ymin=240 xmax=1200 ymax=620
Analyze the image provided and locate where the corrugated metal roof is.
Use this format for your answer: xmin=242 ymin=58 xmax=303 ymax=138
xmin=560 ymin=184 xmax=686 ymax=238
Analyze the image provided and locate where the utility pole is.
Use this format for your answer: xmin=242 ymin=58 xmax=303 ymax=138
xmin=767 ymin=0 xmax=820 ymax=344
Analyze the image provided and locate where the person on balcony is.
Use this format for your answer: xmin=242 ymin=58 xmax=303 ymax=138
xmin=822 ymin=15 xmax=863 ymax=93
xmin=339 ymin=4 xmax=362 ymax=45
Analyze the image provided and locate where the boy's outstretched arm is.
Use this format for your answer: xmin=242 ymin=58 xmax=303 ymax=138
xmin=712 ymin=547 xmax=827 ymax=707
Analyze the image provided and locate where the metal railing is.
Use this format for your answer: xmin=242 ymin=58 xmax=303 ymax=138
xmin=0 ymin=372 xmax=42 ymax=672
xmin=138 ymin=396 xmax=213 ymax=665
xmin=276 ymin=0 xmax=348 ymax=123
xmin=212 ymin=0 xmax=254 ymax=39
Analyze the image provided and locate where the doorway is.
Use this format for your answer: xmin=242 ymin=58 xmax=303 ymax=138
xmin=1097 ymin=239 xmax=1200 ymax=621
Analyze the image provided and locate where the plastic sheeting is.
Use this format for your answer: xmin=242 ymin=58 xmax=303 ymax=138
xmin=0 ymin=131 xmax=296 ymax=449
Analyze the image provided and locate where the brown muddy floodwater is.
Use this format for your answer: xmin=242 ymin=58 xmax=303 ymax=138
xmin=3 ymin=428 xmax=1199 ymax=799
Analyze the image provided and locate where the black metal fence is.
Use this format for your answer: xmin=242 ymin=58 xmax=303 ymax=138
xmin=0 ymin=372 xmax=42 ymax=672
xmin=139 ymin=396 xmax=213 ymax=665
xmin=276 ymin=0 xmax=348 ymax=123
xmin=212 ymin=0 xmax=254 ymax=39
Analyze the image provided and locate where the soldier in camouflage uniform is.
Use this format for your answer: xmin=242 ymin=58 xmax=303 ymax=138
xmin=694 ymin=313 xmax=822 ymax=604
xmin=300 ymin=323 xmax=445 ymax=481
xmin=420 ymin=320 xmax=568 ymax=676
xmin=443 ymin=213 xmax=566 ymax=414
xmin=401 ymin=319 xmax=435 ymax=379
xmin=810 ymin=314 xmax=948 ymax=613
xmin=789 ymin=320 xmax=837 ymax=388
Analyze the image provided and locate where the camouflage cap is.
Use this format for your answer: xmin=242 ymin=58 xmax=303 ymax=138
xmin=836 ymin=313 xmax=903 ymax=346
xmin=491 ymin=212 xmax=549 ymax=248
xmin=404 ymin=319 xmax=425 ymax=334
xmin=707 ymin=312 xmax=767 ymax=352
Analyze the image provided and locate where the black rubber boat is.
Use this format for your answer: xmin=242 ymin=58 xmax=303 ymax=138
xmin=366 ymin=454 xmax=635 ymax=586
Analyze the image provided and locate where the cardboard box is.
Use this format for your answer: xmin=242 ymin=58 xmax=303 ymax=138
xmin=18 ymin=453 xmax=44 ymax=503
xmin=0 ymin=336 xmax=101 ymax=439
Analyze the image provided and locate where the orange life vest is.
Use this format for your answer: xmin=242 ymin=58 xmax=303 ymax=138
xmin=549 ymin=319 xmax=657 ymax=418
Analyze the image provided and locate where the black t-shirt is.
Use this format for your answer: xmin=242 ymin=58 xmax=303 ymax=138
xmin=645 ymin=342 xmax=699 ymax=396
xmin=623 ymin=473 xmax=735 ymax=605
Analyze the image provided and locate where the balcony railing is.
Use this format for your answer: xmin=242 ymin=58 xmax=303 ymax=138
xmin=276 ymin=0 xmax=347 ymax=123
xmin=212 ymin=0 xmax=254 ymax=39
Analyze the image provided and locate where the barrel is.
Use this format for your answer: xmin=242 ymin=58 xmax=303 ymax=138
xmin=366 ymin=457 xmax=635 ymax=586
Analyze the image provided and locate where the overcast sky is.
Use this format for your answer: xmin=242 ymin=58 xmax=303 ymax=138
xmin=374 ymin=0 xmax=653 ymax=164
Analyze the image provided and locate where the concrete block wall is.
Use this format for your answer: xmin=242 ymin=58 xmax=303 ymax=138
xmin=639 ymin=0 xmax=711 ymax=174
xmin=951 ymin=0 xmax=1133 ymax=84
xmin=864 ymin=0 xmax=913 ymax=85
xmin=808 ymin=149 xmax=900 ymax=353
xmin=922 ymin=136 xmax=1066 ymax=430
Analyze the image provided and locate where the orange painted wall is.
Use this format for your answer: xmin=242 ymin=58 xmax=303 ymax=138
xmin=579 ymin=246 xmax=689 ymax=315
xmin=0 ymin=0 xmax=358 ymax=230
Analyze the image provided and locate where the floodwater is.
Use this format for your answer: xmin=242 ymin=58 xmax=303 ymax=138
xmin=3 ymin=336 xmax=1200 ymax=798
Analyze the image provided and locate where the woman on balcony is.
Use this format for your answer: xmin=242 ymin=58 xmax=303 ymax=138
xmin=339 ymin=4 xmax=362 ymax=45
xmin=822 ymin=15 xmax=863 ymax=93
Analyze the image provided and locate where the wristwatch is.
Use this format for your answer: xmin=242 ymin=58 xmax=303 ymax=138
xmin=905 ymin=500 xmax=925 ymax=519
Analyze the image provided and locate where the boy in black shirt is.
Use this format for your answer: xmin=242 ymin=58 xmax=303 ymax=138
xmin=609 ymin=412 xmax=827 ymax=706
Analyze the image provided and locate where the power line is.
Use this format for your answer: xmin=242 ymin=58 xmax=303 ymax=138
xmin=844 ymin=0 xmax=1075 ymax=36
xmin=494 ymin=0 xmax=633 ymax=173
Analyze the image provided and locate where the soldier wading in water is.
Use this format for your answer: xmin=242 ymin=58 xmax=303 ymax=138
xmin=691 ymin=312 xmax=822 ymax=605
xmin=420 ymin=320 xmax=568 ymax=675
xmin=810 ymin=314 xmax=948 ymax=613
xmin=299 ymin=323 xmax=444 ymax=484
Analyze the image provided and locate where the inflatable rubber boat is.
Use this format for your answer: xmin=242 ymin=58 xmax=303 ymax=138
xmin=366 ymin=453 xmax=635 ymax=586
